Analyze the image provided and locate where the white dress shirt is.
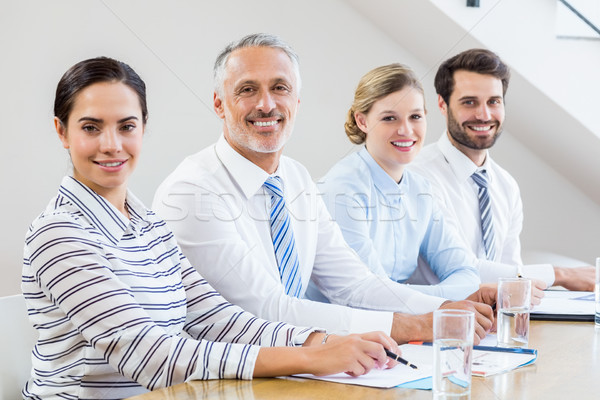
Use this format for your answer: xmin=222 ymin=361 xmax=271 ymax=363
xmin=153 ymin=135 xmax=447 ymax=336
xmin=409 ymin=132 xmax=555 ymax=286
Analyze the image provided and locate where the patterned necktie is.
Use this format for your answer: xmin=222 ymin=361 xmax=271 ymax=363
xmin=471 ymin=170 xmax=496 ymax=261
xmin=264 ymin=176 xmax=302 ymax=297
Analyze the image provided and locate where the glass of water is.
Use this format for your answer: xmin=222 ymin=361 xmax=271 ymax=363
xmin=433 ymin=309 xmax=474 ymax=400
xmin=497 ymin=277 xmax=531 ymax=348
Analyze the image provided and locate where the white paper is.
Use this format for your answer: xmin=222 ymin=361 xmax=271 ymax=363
xmin=531 ymin=290 xmax=595 ymax=315
xmin=471 ymin=348 xmax=537 ymax=377
xmin=290 ymin=340 xmax=537 ymax=388
xmin=478 ymin=333 xmax=498 ymax=346
xmin=291 ymin=345 xmax=433 ymax=388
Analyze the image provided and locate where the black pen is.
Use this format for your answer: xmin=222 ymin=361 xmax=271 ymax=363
xmin=385 ymin=349 xmax=418 ymax=369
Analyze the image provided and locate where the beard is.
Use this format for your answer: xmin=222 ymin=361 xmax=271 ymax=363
xmin=226 ymin=110 xmax=292 ymax=154
xmin=447 ymin=106 xmax=502 ymax=150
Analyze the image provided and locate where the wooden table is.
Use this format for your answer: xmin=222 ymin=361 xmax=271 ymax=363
xmin=127 ymin=321 xmax=600 ymax=400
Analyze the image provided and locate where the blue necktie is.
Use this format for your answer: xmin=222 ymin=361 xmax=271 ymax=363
xmin=472 ymin=170 xmax=496 ymax=261
xmin=264 ymin=176 xmax=302 ymax=297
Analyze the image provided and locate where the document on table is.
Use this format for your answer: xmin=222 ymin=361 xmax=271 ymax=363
xmin=405 ymin=342 xmax=537 ymax=378
xmin=291 ymin=344 xmax=433 ymax=388
xmin=290 ymin=341 xmax=536 ymax=388
xmin=470 ymin=346 xmax=537 ymax=377
xmin=531 ymin=290 xmax=595 ymax=321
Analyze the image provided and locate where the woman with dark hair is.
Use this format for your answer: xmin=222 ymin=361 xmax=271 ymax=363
xmin=22 ymin=57 xmax=398 ymax=399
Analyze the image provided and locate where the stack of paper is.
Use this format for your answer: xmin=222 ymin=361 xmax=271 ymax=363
xmin=531 ymin=290 xmax=595 ymax=321
xmin=470 ymin=345 xmax=537 ymax=377
xmin=291 ymin=342 xmax=537 ymax=389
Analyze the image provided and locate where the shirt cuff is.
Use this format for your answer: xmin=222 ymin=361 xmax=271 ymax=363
xmin=477 ymin=259 xmax=555 ymax=288
xmin=521 ymin=263 xmax=555 ymax=287
xmin=346 ymin=309 xmax=394 ymax=335
xmin=292 ymin=328 xmax=325 ymax=346
xmin=400 ymin=291 xmax=447 ymax=315
xmin=477 ymin=259 xmax=519 ymax=283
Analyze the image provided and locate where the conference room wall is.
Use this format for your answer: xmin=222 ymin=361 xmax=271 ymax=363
xmin=0 ymin=0 xmax=597 ymax=297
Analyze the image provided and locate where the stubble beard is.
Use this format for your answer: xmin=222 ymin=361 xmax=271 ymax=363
xmin=226 ymin=112 xmax=292 ymax=154
xmin=447 ymin=106 xmax=502 ymax=150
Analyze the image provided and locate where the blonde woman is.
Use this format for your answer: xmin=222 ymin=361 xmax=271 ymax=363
xmin=318 ymin=64 xmax=480 ymax=300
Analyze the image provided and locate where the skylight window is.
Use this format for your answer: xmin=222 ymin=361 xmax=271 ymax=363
xmin=556 ymin=0 xmax=600 ymax=39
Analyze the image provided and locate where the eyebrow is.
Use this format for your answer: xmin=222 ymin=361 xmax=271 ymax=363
xmin=77 ymin=116 xmax=139 ymax=123
xmin=378 ymin=107 xmax=424 ymax=115
xmin=234 ymin=77 xmax=292 ymax=88
xmin=271 ymin=77 xmax=291 ymax=85
xmin=458 ymin=95 xmax=502 ymax=101
xmin=234 ymin=79 xmax=257 ymax=87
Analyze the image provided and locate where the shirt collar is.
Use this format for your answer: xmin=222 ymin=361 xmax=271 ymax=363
xmin=358 ymin=146 xmax=406 ymax=194
xmin=215 ymin=134 xmax=276 ymax=199
xmin=437 ymin=131 xmax=493 ymax=183
xmin=58 ymin=176 xmax=149 ymax=245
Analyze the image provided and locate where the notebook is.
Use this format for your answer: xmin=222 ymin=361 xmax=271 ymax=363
xmin=530 ymin=290 xmax=595 ymax=321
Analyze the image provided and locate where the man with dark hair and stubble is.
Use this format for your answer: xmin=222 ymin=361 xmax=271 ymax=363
xmin=410 ymin=48 xmax=594 ymax=293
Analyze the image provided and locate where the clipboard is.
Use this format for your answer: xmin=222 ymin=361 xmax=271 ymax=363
xmin=531 ymin=313 xmax=593 ymax=321
xmin=530 ymin=290 xmax=595 ymax=322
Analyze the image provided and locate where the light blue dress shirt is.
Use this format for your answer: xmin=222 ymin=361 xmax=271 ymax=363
xmin=318 ymin=147 xmax=480 ymax=300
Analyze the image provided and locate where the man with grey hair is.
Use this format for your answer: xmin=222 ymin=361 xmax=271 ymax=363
xmin=153 ymin=33 xmax=495 ymax=344
xmin=213 ymin=33 xmax=302 ymax=99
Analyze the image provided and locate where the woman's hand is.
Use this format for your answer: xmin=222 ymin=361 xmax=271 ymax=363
xmin=307 ymin=332 xmax=399 ymax=376
xmin=307 ymin=331 xmax=400 ymax=377
xmin=254 ymin=331 xmax=399 ymax=378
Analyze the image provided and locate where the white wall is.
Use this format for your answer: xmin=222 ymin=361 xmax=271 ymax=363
xmin=493 ymin=130 xmax=600 ymax=263
xmin=425 ymin=0 xmax=600 ymax=264
xmin=430 ymin=0 xmax=600 ymax=137
xmin=1 ymin=0 xmax=597 ymax=297
xmin=346 ymin=0 xmax=600 ymax=264
xmin=0 ymin=0 xmax=439 ymax=296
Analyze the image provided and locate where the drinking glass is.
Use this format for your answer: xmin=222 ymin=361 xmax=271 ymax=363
xmin=497 ymin=278 xmax=531 ymax=348
xmin=433 ymin=309 xmax=474 ymax=400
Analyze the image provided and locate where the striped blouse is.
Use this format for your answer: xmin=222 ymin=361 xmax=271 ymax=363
xmin=22 ymin=176 xmax=315 ymax=399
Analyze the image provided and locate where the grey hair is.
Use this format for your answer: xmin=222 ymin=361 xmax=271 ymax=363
xmin=213 ymin=33 xmax=302 ymax=97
